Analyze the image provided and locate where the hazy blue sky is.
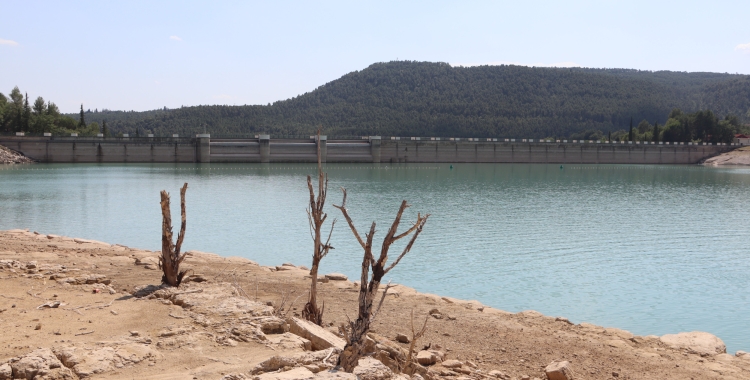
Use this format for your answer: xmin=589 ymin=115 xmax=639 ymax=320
xmin=2 ymin=1 xmax=749 ymax=113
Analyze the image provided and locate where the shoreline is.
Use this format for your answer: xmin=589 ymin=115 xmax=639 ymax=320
xmin=1 ymin=229 xmax=749 ymax=379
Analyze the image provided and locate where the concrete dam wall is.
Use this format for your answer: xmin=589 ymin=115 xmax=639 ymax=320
xmin=0 ymin=135 xmax=734 ymax=164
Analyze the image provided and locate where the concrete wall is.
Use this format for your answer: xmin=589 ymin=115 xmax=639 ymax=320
xmin=0 ymin=136 xmax=734 ymax=164
xmin=0 ymin=137 xmax=196 ymax=163
xmin=379 ymin=140 xmax=732 ymax=164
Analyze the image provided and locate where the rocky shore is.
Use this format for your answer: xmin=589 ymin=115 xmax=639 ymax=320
xmin=0 ymin=145 xmax=33 ymax=164
xmin=1 ymin=229 xmax=748 ymax=380
xmin=703 ymin=146 xmax=750 ymax=166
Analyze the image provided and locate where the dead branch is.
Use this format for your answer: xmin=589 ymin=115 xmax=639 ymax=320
xmin=335 ymin=188 xmax=429 ymax=372
xmin=159 ymin=183 xmax=191 ymax=287
xmin=74 ymin=331 xmax=94 ymax=336
xmin=302 ymin=127 xmax=336 ymax=326
xmin=403 ymin=310 xmax=429 ymax=375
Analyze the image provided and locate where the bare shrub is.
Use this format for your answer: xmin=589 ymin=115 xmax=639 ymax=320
xmin=333 ymin=188 xmax=429 ymax=372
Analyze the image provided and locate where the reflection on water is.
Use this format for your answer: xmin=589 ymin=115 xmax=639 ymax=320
xmin=1 ymin=163 xmax=749 ymax=352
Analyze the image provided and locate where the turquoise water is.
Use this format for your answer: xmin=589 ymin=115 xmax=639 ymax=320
xmin=1 ymin=163 xmax=749 ymax=353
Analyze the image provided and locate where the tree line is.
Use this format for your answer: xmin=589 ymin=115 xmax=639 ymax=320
xmin=0 ymin=86 xmax=108 ymax=136
xmin=4 ymin=61 xmax=750 ymax=139
xmin=570 ymin=109 xmax=745 ymax=144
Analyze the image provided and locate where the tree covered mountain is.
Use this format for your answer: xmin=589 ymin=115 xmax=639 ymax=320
xmin=44 ymin=61 xmax=750 ymax=138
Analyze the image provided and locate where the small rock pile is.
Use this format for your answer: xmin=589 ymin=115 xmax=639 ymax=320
xmin=0 ymin=145 xmax=33 ymax=164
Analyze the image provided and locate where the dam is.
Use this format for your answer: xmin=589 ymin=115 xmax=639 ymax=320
xmin=0 ymin=134 xmax=735 ymax=164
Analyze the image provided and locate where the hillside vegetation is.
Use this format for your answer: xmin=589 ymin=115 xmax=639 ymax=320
xmin=6 ymin=61 xmax=750 ymax=139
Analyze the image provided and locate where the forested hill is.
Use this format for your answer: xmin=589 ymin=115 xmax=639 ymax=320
xmin=75 ymin=61 xmax=750 ymax=138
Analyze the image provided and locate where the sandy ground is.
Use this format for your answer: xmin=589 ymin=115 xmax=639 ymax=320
xmin=1 ymin=229 xmax=749 ymax=380
xmin=703 ymin=146 xmax=750 ymax=166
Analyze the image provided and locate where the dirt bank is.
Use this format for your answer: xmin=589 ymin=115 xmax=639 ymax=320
xmin=1 ymin=230 xmax=748 ymax=379
xmin=703 ymin=146 xmax=750 ymax=166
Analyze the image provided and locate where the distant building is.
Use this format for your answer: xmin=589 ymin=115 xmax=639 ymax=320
xmin=735 ymin=134 xmax=750 ymax=145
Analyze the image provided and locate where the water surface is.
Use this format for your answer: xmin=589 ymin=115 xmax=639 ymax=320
xmin=1 ymin=163 xmax=749 ymax=352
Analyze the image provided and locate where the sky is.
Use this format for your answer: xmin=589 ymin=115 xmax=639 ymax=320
xmin=1 ymin=0 xmax=749 ymax=113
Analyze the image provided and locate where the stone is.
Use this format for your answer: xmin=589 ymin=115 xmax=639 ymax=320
xmin=251 ymin=351 xmax=331 ymax=374
xmin=288 ymin=317 xmax=345 ymax=351
xmin=252 ymin=316 xmax=288 ymax=334
xmin=324 ymin=273 xmax=348 ymax=281
xmin=353 ymin=357 xmax=393 ymax=380
xmin=395 ymin=333 xmax=410 ymax=343
xmin=659 ymin=331 xmax=726 ymax=356
xmin=0 ymin=363 xmax=11 ymax=380
xmin=605 ymin=339 xmax=629 ymax=349
xmin=488 ymin=370 xmax=507 ymax=378
xmin=605 ymin=327 xmax=634 ymax=340
xmin=231 ymin=324 xmax=267 ymax=342
xmin=54 ymin=343 xmax=156 ymax=378
xmin=267 ymin=332 xmax=312 ymax=351
xmin=8 ymin=348 xmax=74 ymax=380
xmin=255 ymin=367 xmax=315 ymax=380
xmin=441 ymin=359 xmax=463 ymax=368
xmin=416 ymin=350 xmax=436 ymax=365
xmin=545 ymin=360 xmax=575 ymax=380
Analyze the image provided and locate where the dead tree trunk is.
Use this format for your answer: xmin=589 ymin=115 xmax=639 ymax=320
xmin=333 ymin=188 xmax=429 ymax=372
xmin=303 ymin=128 xmax=335 ymax=325
xmin=159 ymin=183 xmax=190 ymax=287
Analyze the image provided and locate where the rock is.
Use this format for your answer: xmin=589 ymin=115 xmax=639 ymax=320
xmin=395 ymin=333 xmax=410 ymax=343
xmin=255 ymin=367 xmax=315 ymax=380
xmin=441 ymin=359 xmax=462 ymax=368
xmin=605 ymin=328 xmax=634 ymax=340
xmin=267 ymin=332 xmax=312 ymax=351
xmin=8 ymin=348 xmax=74 ymax=380
xmin=660 ymin=331 xmax=726 ymax=356
xmin=416 ymin=350 xmax=436 ymax=365
xmin=252 ymin=316 xmax=288 ymax=334
xmin=288 ymin=317 xmax=345 ymax=351
xmin=605 ymin=339 xmax=629 ymax=349
xmin=275 ymin=265 xmax=294 ymax=271
xmin=251 ymin=350 xmax=331 ymax=374
xmin=545 ymin=360 xmax=575 ymax=380
xmin=353 ymin=357 xmax=393 ymax=380
xmin=325 ymin=273 xmax=348 ymax=281
xmin=488 ymin=370 xmax=507 ymax=378
xmin=465 ymin=360 xmax=477 ymax=368
xmin=54 ymin=343 xmax=156 ymax=378
xmin=737 ymin=350 xmax=748 ymax=358
xmin=555 ymin=317 xmax=572 ymax=324
xmin=0 ymin=363 xmax=11 ymax=380
xmin=231 ymin=324 xmax=267 ymax=342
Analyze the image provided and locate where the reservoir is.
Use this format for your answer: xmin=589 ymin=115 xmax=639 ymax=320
xmin=1 ymin=162 xmax=748 ymax=353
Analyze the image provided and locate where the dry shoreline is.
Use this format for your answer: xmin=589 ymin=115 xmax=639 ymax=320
xmin=1 ymin=229 xmax=749 ymax=380
xmin=703 ymin=146 xmax=750 ymax=166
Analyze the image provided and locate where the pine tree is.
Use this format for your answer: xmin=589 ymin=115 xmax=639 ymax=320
xmin=23 ymin=93 xmax=31 ymax=132
xmin=78 ymin=104 xmax=86 ymax=129
xmin=652 ymin=122 xmax=659 ymax=142
xmin=102 ymin=120 xmax=109 ymax=138
xmin=628 ymin=117 xmax=634 ymax=142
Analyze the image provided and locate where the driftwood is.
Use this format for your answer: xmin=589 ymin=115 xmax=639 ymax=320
xmin=333 ymin=188 xmax=429 ymax=372
xmin=159 ymin=183 xmax=191 ymax=287
xmin=303 ymin=128 xmax=335 ymax=325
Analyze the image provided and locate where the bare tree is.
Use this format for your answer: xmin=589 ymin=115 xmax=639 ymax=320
xmin=159 ymin=183 xmax=191 ymax=287
xmin=333 ymin=188 xmax=429 ymax=372
xmin=302 ymin=128 xmax=335 ymax=325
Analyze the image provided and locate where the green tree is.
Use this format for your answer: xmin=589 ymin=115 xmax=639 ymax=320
xmin=78 ymin=104 xmax=86 ymax=129
xmin=652 ymin=122 xmax=659 ymax=142
xmin=0 ymin=92 xmax=7 ymax=132
xmin=628 ymin=117 xmax=634 ymax=142
xmin=102 ymin=120 xmax=110 ymax=137
xmin=637 ymin=119 xmax=652 ymax=134
xmin=22 ymin=93 xmax=31 ymax=132
xmin=32 ymin=97 xmax=46 ymax=115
